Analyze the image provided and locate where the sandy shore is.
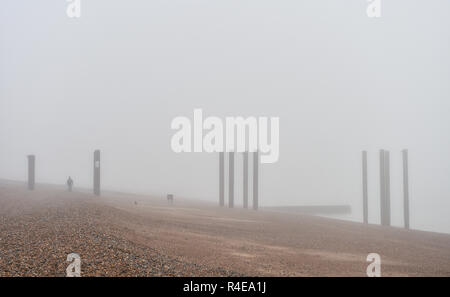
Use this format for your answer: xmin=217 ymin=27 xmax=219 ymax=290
xmin=1 ymin=181 xmax=450 ymax=276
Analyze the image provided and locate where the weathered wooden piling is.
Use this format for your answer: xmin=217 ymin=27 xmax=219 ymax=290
xmin=93 ymin=150 xmax=101 ymax=196
xmin=362 ymin=151 xmax=368 ymax=224
xmin=379 ymin=150 xmax=386 ymax=225
xmin=379 ymin=149 xmax=391 ymax=226
xmin=243 ymin=152 xmax=249 ymax=209
xmin=384 ymin=150 xmax=391 ymax=226
xmin=402 ymin=149 xmax=410 ymax=229
xmin=228 ymin=152 xmax=234 ymax=208
xmin=253 ymin=151 xmax=259 ymax=210
xmin=27 ymin=155 xmax=35 ymax=190
xmin=219 ymin=152 xmax=225 ymax=207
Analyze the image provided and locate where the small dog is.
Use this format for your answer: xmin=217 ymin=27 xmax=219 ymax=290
xmin=167 ymin=194 xmax=174 ymax=204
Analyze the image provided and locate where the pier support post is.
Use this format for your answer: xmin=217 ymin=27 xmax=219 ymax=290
xmin=379 ymin=150 xmax=386 ymax=225
xmin=362 ymin=151 xmax=368 ymax=224
xmin=219 ymin=152 xmax=225 ymax=207
xmin=379 ymin=150 xmax=391 ymax=226
xmin=93 ymin=150 xmax=101 ymax=196
xmin=243 ymin=152 xmax=249 ymax=209
xmin=27 ymin=155 xmax=35 ymax=190
xmin=402 ymin=149 xmax=410 ymax=229
xmin=228 ymin=152 xmax=234 ymax=208
xmin=253 ymin=151 xmax=259 ymax=210
xmin=384 ymin=150 xmax=391 ymax=226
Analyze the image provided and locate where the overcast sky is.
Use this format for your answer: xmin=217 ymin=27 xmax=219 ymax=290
xmin=1 ymin=1 xmax=450 ymax=233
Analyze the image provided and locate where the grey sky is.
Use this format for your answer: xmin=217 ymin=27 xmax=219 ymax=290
xmin=1 ymin=1 xmax=450 ymax=233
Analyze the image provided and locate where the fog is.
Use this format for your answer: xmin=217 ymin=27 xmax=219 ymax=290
xmin=1 ymin=1 xmax=450 ymax=233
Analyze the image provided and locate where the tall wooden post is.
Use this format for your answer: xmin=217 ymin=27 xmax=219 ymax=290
xmin=243 ymin=152 xmax=249 ymax=209
xmin=402 ymin=149 xmax=410 ymax=229
xmin=27 ymin=155 xmax=35 ymax=190
xmin=253 ymin=151 xmax=259 ymax=210
xmin=384 ymin=150 xmax=391 ymax=226
xmin=379 ymin=150 xmax=386 ymax=225
xmin=228 ymin=152 xmax=234 ymax=208
xmin=219 ymin=152 xmax=225 ymax=207
xmin=362 ymin=151 xmax=368 ymax=224
xmin=93 ymin=150 xmax=101 ymax=196
xmin=379 ymin=149 xmax=391 ymax=226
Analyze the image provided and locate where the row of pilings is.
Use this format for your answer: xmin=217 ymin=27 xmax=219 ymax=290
xmin=219 ymin=152 xmax=259 ymax=210
xmin=25 ymin=149 xmax=411 ymax=228
xmin=362 ymin=149 xmax=410 ymax=229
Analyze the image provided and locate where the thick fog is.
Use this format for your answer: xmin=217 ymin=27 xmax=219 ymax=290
xmin=1 ymin=1 xmax=450 ymax=233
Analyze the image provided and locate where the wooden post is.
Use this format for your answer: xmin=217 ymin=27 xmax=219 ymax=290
xmin=228 ymin=152 xmax=234 ymax=208
xmin=379 ymin=150 xmax=386 ymax=225
xmin=402 ymin=149 xmax=410 ymax=229
xmin=243 ymin=152 xmax=249 ymax=209
xmin=27 ymin=155 xmax=35 ymax=190
xmin=93 ymin=150 xmax=101 ymax=196
xmin=384 ymin=150 xmax=391 ymax=226
xmin=253 ymin=151 xmax=259 ymax=210
xmin=219 ymin=152 xmax=225 ymax=207
xmin=362 ymin=151 xmax=368 ymax=224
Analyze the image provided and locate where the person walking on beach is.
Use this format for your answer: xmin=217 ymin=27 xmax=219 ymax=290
xmin=67 ymin=176 xmax=74 ymax=192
